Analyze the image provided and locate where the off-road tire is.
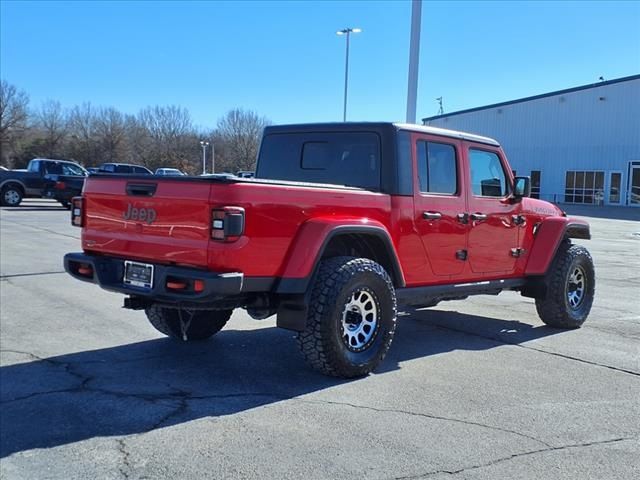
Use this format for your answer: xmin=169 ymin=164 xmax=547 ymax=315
xmin=535 ymin=242 xmax=595 ymax=328
xmin=1 ymin=184 xmax=23 ymax=207
xmin=145 ymin=305 xmax=232 ymax=340
xmin=296 ymin=256 xmax=397 ymax=378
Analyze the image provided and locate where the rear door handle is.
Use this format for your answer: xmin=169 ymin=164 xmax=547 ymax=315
xmin=422 ymin=211 xmax=442 ymax=220
xmin=470 ymin=213 xmax=487 ymax=221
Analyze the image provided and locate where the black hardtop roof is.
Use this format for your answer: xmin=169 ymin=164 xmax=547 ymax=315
xmin=263 ymin=122 xmax=499 ymax=146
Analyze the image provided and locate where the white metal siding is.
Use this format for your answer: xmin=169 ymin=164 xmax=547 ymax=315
xmin=425 ymin=78 xmax=640 ymax=205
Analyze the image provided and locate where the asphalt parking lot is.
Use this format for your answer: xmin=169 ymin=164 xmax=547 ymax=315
xmin=1 ymin=200 xmax=639 ymax=480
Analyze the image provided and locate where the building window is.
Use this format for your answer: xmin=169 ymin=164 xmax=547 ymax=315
xmin=564 ymin=170 xmax=604 ymax=204
xmin=530 ymin=170 xmax=541 ymax=199
xmin=609 ymin=172 xmax=621 ymax=204
xmin=416 ymin=141 xmax=457 ymax=194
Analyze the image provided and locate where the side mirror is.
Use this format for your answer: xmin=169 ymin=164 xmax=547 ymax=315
xmin=513 ymin=176 xmax=531 ymax=199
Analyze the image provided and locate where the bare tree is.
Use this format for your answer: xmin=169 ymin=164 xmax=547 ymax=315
xmin=0 ymin=80 xmax=272 ymax=173
xmin=0 ymin=80 xmax=30 ymax=165
xmin=95 ymin=107 xmax=126 ymax=163
xmin=135 ymin=105 xmax=195 ymax=171
xmin=36 ymin=100 xmax=68 ymax=158
xmin=67 ymin=102 xmax=99 ymax=166
xmin=215 ymin=108 xmax=270 ymax=172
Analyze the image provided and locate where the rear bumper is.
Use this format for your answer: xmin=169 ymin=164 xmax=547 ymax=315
xmin=64 ymin=252 xmax=244 ymax=303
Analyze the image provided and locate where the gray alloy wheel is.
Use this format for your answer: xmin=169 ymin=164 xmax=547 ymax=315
xmin=296 ymin=256 xmax=397 ymax=378
xmin=1 ymin=186 xmax=23 ymax=207
xmin=535 ymin=242 xmax=595 ymax=329
xmin=341 ymin=288 xmax=380 ymax=352
xmin=566 ymin=265 xmax=586 ymax=309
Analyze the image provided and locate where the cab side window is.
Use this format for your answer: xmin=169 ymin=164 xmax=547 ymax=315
xmin=45 ymin=162 xmax=63 ymax=175
xmin=416 ymin=141 xmax=457 ymax=194
xmin=469 ymin=149 xmax=508 ymax=197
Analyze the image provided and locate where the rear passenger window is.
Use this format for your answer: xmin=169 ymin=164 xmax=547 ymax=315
xmin=115 ymin=165 xmax=131 ymax=173
xmin=416 ymin=141 xmax=457 ymax=194
xmin=133 ymin=167 xmax=150 ymax=174
xmin=469 ymin=149 xmax=508 ymax=197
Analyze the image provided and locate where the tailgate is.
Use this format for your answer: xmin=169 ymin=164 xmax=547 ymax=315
xmin=82 ymin=177 xmax=212 ymax=267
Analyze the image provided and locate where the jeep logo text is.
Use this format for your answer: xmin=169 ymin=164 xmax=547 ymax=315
xmin=123 ymin=204 xmax=157 ymax=224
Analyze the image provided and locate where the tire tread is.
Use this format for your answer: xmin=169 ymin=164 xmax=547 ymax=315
xmin=296 ymin=256 xmax=397 ymax=377
xmin=535 ymin=242 xmax=595 ymax=328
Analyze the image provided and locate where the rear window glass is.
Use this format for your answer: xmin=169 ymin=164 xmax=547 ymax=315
xmin=256 ymin=132 xmax=381 ymax=189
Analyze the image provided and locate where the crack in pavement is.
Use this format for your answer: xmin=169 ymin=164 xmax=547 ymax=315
xmin=2 ymin=348 xmax=553 ymax=450
xmin=3 ymin=348 xmax=637 ymax=478
xmin=391 ymin=436 xmax=638 ymax=479
xmin=296 ymin=398 xmax=552 ymax=448
xmin=1 ymin=348 xmax=198 ymax=366
xmin=0 ymin=218 xmax=80 ymax=240
xmin=116 ymin=438 xmax=132 ymax=480
xmin=416 ymin=320 xmax=640 ymax=377
xmin=0 ymin=271 xmax=66 ymax=279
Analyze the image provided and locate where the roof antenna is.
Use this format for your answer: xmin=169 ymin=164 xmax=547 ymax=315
xmin=436 ymin=97 xmax=444 ymax=115
xmin=598 ymin=76 xmax=605 ymax=82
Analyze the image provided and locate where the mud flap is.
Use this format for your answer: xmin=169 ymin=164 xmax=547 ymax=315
xmin=276 ymin=301 xmax=308 ymax=331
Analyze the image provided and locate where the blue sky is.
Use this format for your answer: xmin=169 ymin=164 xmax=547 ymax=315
xmin=1 ymin=0 xmax=639 ymax=129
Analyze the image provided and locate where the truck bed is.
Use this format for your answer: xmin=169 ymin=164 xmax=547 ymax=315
xmin=80 ymin=174 xmax=392 ymax=279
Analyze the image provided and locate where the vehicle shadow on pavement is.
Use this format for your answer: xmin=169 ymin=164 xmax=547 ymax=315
xmin=0 ymin=310 xmax=564 ymax=458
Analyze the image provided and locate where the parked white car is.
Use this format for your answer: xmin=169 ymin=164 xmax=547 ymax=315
xmin=155 ymin=168 xmax=185 ymax=176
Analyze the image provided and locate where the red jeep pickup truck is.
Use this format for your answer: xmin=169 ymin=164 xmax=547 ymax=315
xmin=65 ymin=123 xmax=594 ymax=377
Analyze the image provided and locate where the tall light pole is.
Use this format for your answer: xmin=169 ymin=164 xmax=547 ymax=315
xmin=199 ymin=141 xmax=209 ymax=175
xmin=406 ymin=0 xmax=422 ymax=123
xmin=336 ymin=27 xmax=361 ymax=122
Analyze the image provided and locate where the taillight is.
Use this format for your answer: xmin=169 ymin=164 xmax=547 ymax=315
xmin=55 ymin=181 xmax=66 ymax=190
xmin=211 ymin=206 xmax=245 ymax=241
xmin=71 ymin=197 xmax=84 ymax=227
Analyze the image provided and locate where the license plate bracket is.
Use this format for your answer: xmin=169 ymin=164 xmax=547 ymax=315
xmin=123 ymin=261 xmax=154 ymax=289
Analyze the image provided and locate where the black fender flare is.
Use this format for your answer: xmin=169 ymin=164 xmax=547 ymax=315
xmin=276 ymin=225 xmax=405 ymax=295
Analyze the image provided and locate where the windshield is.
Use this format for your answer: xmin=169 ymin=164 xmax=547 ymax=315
xmin=61 ymin=163 xmax=87 ymax=176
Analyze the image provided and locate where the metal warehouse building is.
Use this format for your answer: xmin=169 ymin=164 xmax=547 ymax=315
xmin=423 ymin=74 xmax=640 ymax=207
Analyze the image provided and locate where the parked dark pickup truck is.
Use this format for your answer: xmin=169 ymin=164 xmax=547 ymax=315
xmin=43 ymin=174 xmax=87 ymax=208
xmin=0 ymin=158 xmax=87 ymax=207
xmin=65 ymin=122 xmax=594 ymax=378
